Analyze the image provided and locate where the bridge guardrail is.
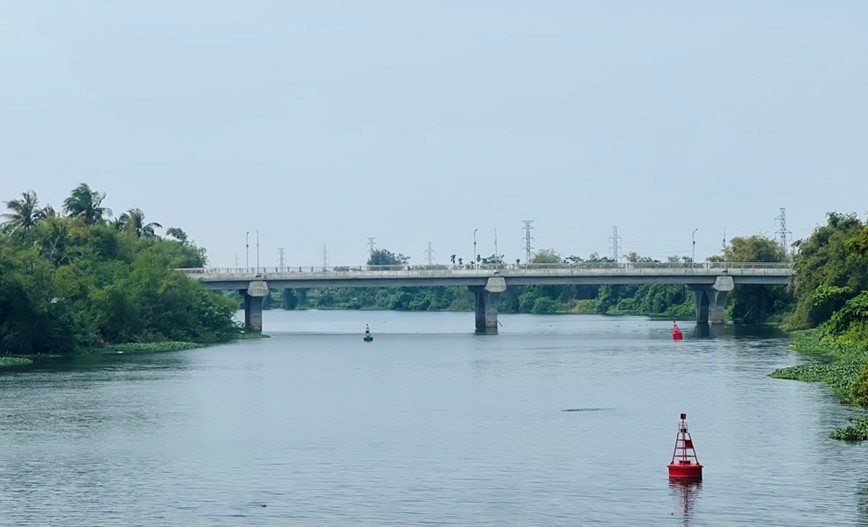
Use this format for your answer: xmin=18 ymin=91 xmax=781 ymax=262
xmin=180 ymin=261 xmax=794 ymax=276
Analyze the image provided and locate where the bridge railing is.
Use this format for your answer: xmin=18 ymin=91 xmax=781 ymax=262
xmin=179 ymin=261 xmax=793 ymax=276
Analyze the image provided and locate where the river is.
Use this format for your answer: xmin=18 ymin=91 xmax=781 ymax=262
xmin=1 ymin=311 xmax=867 ymax=526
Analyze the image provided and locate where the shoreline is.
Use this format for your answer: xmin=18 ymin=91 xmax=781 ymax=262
xmin=770 ymin=330 xmax=868 ymax=441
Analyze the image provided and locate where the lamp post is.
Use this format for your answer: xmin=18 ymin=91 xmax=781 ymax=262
xmin=473 ymin=228 xmax=478 ymax=268
xmin=692 ymin=228 xmax=698 ymax=264
xmin=245 ymin=231 xmax=250 ymax=270
xmin=256 ymin=229 xmax=260 ymax=273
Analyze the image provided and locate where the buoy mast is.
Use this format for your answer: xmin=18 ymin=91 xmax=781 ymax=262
xmin=667 ymin=413 xmax=702 ymax=479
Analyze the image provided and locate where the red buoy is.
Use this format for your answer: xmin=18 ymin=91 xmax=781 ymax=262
xmin=668 ymin=413 xmax=702 ymax=479
xmin=672 ymin=321 xmax=683 ymax=340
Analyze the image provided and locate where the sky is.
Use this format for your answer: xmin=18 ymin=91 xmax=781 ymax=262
xmin=1 ymin=1 xmax=866 ymax=268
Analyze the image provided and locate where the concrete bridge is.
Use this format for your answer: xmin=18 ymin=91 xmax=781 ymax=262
xmin=181 ymin=262 xmax=794 ymax=334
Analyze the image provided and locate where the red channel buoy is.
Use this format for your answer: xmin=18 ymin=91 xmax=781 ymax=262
xmin=672 ymin=321 xmax=683 ymax=340
xmin=668 ymin=413 xmax=702 ymax=479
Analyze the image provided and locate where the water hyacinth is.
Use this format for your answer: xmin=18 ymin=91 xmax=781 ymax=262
xmin=0 ymin=356 xmax=33 ymax=367
xmin=100 ymin=342 xmax=202 ymax=354
xmin=771 ymin=331 xmax=868 ymax=440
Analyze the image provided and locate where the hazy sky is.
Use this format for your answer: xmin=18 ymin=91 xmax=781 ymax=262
xmin=2 ymin=2 xmax=866 ymax=268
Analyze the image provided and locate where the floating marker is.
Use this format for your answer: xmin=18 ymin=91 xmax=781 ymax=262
xmin=668 ymin=413 xmax=702 ymax=479
xmin=672 ymin=321 xmax=683 ymax=341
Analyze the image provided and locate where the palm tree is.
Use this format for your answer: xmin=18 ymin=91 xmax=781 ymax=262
xmin=117 ymin=208 xmax=162 ymax=238
xmin=165 ymin=227 xmax=188 ymax=243
xmin=63 ymin=183 xmax=111 ymax=225
xmin=41 ymin=204 xmax=57 ymax=218
xmin=1 ymin=190 xmax=46 ymax=232
xmin=39 ymin=217 xmax=72 ymax=266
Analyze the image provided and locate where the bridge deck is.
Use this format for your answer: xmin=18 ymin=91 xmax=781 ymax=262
xmin=181 ymin=263 xmax=793 ymax=290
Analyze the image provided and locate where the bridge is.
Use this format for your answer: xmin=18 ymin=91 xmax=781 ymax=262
xmin=181 ymin=262 xmax=793 ymax=333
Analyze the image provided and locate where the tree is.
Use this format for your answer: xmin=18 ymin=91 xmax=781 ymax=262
xmin=1 ymin=190 xmax=46 ymax=232
xmin=63 ymin=183 xmax=111 ymax=225
xmin=791 ymin=213 xmax=868 ymax=328
xmin=481 ymin=253 xmax=504 ymax=266
xmin=368 ymin=248 xmax=409 ymax=267
xmin=116 ymin=208 xmax=162 ymax=239
xmin=532 ymin=249 xmax=562 ymax=264
xmin=721 ymin=235 xmax=792 ymax=323
xmin=165 ymin=227 xmax=188 ymax=243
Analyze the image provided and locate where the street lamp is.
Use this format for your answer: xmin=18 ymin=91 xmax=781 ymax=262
xmin=473 ymin=228 xmax=478 ymax=268
xmin=245 ymin=231 xmax=250 ymax=270
xmin=692 ymin=228 xmax=698 ymax=264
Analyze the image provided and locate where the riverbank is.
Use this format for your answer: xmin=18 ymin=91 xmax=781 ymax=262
xmin=770 ymin=330 xmax=868 ymax=440
xmin=0 ymin=333 xmax=270 ymax=369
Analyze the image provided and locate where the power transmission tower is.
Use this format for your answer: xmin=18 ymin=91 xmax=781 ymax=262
xmin=609 ymin=226 xmax=622 ymax=262
xmin=367 ymin=237 xmax=376 ymax=255
xmin=321 ymin=245 xmax=328 ymax=270
xmin=425 ymin=242 xmax=434 ymax=266
xmin=277 ymin=248 xmax=286 ymax=272
xmin=775 ymin=208 xmax=791 ymax=254
xmin=234 ymin=253 xmax=239 ymax=268
xmin=522 ymin=220 xmax=534 ymax=265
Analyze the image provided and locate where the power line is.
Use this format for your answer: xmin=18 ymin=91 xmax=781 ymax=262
xmin=522 ymin=220 xmax=534 ymax=265
xmin=609 ymin=226 xmax=622 ymax=262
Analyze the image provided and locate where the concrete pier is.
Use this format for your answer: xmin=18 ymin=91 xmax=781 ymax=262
xmin=241 ymin=280 xmax=269 ymax=332
xmin=688 ymin=275 xmax=733 ymax=325
xmin=470 ymin=287 xmax=500 ymax=334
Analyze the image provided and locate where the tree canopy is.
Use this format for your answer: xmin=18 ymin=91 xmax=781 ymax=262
xmin=0 ymin=185 xmax=239 ymax=354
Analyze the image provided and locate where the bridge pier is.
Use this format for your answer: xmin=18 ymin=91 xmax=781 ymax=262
xmin=469 ymin=276 xmax=507 ymax=335
xmin=241 ymin=280 xmax=269 ymax=332
xmin=242 ymin=292 xmax=264 ymax=332
xmin=470 ymin=287 xmax=500 ymax=334
xmin=688 ymin=275 xmax=733 ymax=325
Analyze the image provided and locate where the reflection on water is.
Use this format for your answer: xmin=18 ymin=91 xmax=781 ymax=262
xmin=692 ymin=323 xmax=789 ymax=339
xmin=669 ymin=479 xmax=702 ymax=525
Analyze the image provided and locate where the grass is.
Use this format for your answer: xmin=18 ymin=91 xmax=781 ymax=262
xmin=0 ymin=356 xmax=34 ymax=367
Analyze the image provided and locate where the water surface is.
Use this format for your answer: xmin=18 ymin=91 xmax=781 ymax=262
xmin=1 ymin=311 xmax=866 ymax=526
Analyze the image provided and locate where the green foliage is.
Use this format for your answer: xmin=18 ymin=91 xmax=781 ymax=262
xmin=791 ymin=213 xmax=868 ymax=328
xmin=530 ymin=297 xmax=564 ymax=314
xmin=0 ymin=356 xmax=33 ymax=367
xmin=99 ymin=341 xmax=202 ymax=353
xmin=1 ymin=190 xmax=49 ymax=233
xmin=0 ymin=186 xmax=239 ymax=354
xmin=830 ymin=417 xmax=868 ymax=441
xmin=722 ymin=235 xmax=793 ymax=324
xmin=822 ymin=291 xmax=868 ymax=345
xmin=770 ymin=331 xmax=868 ymax=402
xmin=368 ymin=248 xmax=409 ymax=266
xmin=62 ymin=183 xmax=111 ymax=225
xmin=532 ymin=249 xmax=562 ymax=264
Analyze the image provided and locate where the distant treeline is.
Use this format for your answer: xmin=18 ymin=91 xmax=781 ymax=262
xmin=260 ymin=244 xmax=792 ymax=321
